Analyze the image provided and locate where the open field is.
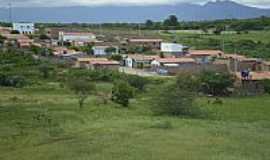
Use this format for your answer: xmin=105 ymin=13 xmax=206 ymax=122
xmin=1 ymin=82 xmax=270 ymax=160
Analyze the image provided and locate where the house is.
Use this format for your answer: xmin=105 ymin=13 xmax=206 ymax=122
xmin=161 ymin=43 xmax=188 ymax=57
xmin=59 ymin=31 xmax=96 ymax=46
xmin=93 ymin=46 xmax=118 ymax=56
xmin=151 ymin=58 xmax=197 ymax=75
xmin=75 ymin=58 xmax=120 ymax=70
xmin=12 ymin=22 xmax=35 ymax=34
xmin=235 ymin=71 xmax=270 ymax=94
xmin=262 ymin=61 xmax=270 ymax=71
xmin=224 ymin=54 xmax=263 ymax=72
xmin=0 ymin=27 xmax=12 ymax=34
xmin=1 ymin=33 xmax=33 ymax=48
xmin=127 ymin=38 xmax=163 ymax=50
xmin=17 ymin=37 xmax=34 ymax=48
xmin=187 ymin=50 xmax=224 ymax=64
xmin=124 ymin=54 xmax=159 ymax=68
xmin=52 ymin=47 xmax=77 ymax=56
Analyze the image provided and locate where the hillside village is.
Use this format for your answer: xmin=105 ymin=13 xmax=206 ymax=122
xmin=1 ymin=22 xmax=270 ymax=93
xmin=1 ymin=10 xmax=270 ymax=160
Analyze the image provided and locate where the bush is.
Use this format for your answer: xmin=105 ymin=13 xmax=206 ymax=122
xmin=68 ymin=79 xmax=96 ymax=109
xmin=262 ymin=79 xmax=270 ymax=94
xmin=151 ymin=81 xmax=197 ymax=117
xmin=112 ymin=81 xmax=134 ymax=107
xmin=0 ymin=74 xmax=26 ymax=88
xmin=125 ymin=75 xmax=148 ymax=91
xmin=199 ymin=71 xmax=234 ymax=96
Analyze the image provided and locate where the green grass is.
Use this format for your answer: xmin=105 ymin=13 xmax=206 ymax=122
xmin=0 ymin=84 xmax=270 ymax=160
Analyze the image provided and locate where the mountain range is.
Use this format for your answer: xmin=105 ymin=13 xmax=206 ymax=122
xmin=0 ymin=0 xmax=270 ymax=23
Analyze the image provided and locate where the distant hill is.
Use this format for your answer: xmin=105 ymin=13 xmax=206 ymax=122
xmin=0 ymin=0 xmax=270 ymax=23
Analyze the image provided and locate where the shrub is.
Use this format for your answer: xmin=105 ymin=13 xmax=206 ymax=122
xmin=0 ymin=74 xmax=26 ymax=88
xmin=199 ymin=71 xmax=234 ymax=96
xmin=151 ymin=81 xmax=197 ymax=116
xmin=125 ymin=75 xmax=148 ymax=91
xmin=112 ymin=81 xmax=134 ymax=107
xmin=68 ymin=79 xmax=96 ymax=109
xmin=262 ymin=79 xmax=270 ymax=94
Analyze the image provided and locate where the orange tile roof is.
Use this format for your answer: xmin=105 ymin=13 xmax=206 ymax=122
xmin=188 ymin=50 xmax=224 ymax=57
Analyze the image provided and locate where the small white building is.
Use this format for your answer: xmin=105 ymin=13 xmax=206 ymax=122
xmin=59 ymin=32 xmax=96 ymax=44
xmin=12 ymin=22 xmax=35 ymax=34
xmin=93 ymin=46 xmax=118 ymax=56
xmin=161 ymin=43 xmax=188 ymax=56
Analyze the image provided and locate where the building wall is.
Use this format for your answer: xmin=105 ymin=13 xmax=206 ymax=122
xmin=229 ymin=60 xmax=262 ymax=72
xmin=59 ymin=32 xmax=96 ymax=43
xmin=12 ymin=23 xmax=34 ymax=34
xmin=155 ymin=63 xmax=228 ymax=75
xmin=93 ymin=48 xmax=107 ymax=56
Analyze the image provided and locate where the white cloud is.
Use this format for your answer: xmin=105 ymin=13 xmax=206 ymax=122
xmin=1 ymin=0 xmax=270 ymax=8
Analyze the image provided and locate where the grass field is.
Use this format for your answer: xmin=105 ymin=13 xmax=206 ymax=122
xmin=1 ymin=82 xmax=270 ymax=160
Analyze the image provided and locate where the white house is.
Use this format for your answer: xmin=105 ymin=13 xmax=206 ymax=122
xmin=161 ymin=43 xmax=188 ymax=56
xmin=12 ymin=22 xmax=34 ymax=34
xmin=59 ymin=32 xmax=96 ymax=45
xmin=93 ymin=46 xmax=119 ymax=56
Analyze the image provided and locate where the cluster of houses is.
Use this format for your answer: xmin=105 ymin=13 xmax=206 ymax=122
xmin=1 ymin=22 xmax=270 ymax=89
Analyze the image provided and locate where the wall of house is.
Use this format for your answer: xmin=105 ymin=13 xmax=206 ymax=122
xmin=229 ymin=60 xmax=263 ymax=72
xmin=13 ymin=23 xmax=34 ymax=34
xmin=155 ymin=63 xmax=228 ymax=75
xmin=92 ymin=64 xmax=120 ymax=71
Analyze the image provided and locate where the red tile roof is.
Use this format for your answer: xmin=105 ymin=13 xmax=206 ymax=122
xmin=188 ymin=50 xmax=224 ymax=57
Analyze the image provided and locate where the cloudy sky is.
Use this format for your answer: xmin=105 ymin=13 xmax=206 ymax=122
xmin=1 ymin=0 xmax=270 ymax=8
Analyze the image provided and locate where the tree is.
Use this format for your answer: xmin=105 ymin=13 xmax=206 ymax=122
xmin=151 ymin=74 xmax=198 ymax=117
xmin=105 ymin=47 xmax=117 ymax=54
xmin=145 ymin=20 xmax=154 ymax=28
xmin=199 ymin=71 xmax=234 ymax=96
xmin=125 ymin=75 xmax=148 ymax=91
xmin=213 ymin=25 xmax=225 ymax=35
xmin=112 ymin=81 xmax=134 ymax=107
xmin=164 ymin=15 xmax=179 ymax=27
xmin=39 ymin=34 xmax=51 ymax=40
xmin=152 ymin=82 xmax=195 ymax=116
xmin=68 ymin=79 xmax=96 ymax=109
xmin=10 ymin=30 xmax=20 ymax=34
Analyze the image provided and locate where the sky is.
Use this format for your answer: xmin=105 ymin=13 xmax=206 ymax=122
xmin=1 ymin=0 xmax=270 ymax=8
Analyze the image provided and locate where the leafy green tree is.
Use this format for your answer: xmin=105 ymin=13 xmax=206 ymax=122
xmin=151 ymin=74 xmax=198 ymax=117
xmin=145 ymin=19 xmax=154 ymax=28
xmin=199 ymin=71 xmax=234 ymax=96
xmin=68 ymin=79 xmax=96 ymax=109
xmin=152 ymin=82 xmax=195 ymax=116
xmin=164 ymin=15 xmax=179 ymax=27
xmin=125 ymin=75 xmax=148 ymax=91
xmin=112 ymin=81 xmax=134 ymax=107
xmin=39 ymin=34 xmax=51 ymax=40
xmin=110 ymin=54 xmax=122 ymax=61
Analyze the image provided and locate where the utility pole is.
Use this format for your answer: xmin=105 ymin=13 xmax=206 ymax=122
xmin=234 ymin=47 xmax=238 ymax=73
